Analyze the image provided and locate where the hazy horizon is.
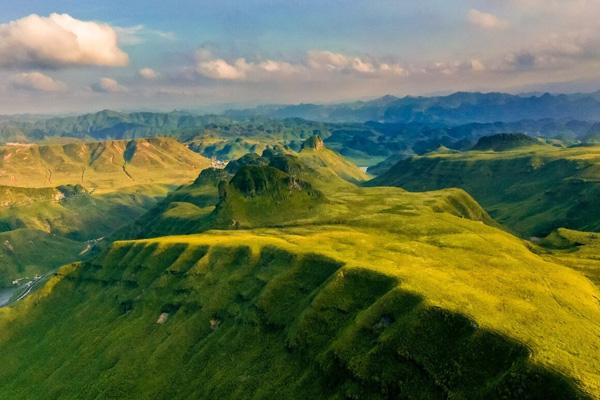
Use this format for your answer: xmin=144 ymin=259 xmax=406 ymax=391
xmin=2 ymin=1 xmax=600 ymax=113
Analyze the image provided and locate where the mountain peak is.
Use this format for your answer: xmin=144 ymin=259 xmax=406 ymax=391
xmin=301 ymin=135 xmax=325 ymax=151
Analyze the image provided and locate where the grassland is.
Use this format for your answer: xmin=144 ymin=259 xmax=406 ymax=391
xmin=0 ymin=137 xmax=210 ymax=192
xmin=0 ymin=184 xmax=176 ymax=287
xmin=0 ymin=137 xmax=211 ymax=287
xmin=0 ymin=140 xmax=597 ymax=398
xmin=369 ymin=143 xmax=600 ymax=237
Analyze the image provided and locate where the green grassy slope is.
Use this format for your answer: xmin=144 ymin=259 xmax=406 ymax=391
xmin=0 ymin=137 xmax=210 ymax=191
xmin=369 ymin=143 xmax=600 ymax=236
xmin=0 ymin=184 xmax=173 ymax=240
xmin=0 ymin=181 xmax=597 ymax=398
xmin=116 ymin=137 xmax=368 ymax=239
xmin=536 ymin=228 xmax=600 ymax=288
xmin=298 ymin=135 xmax=369 ymax=184
xmin=0 ymin=140 xmax=599 ymax=398
xmin=0 ymin=150 xmax=598 ymax=398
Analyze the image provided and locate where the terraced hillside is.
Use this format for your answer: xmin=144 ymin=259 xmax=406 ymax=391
xmin=0 ymin=138 xmax=598 ymax=399
xmin=370 ymin=139 xmax=600 ymax=236
xmin=0 ymin=137 xmax=210 ymax=191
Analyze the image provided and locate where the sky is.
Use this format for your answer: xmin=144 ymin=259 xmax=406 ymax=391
xmin=1 ymin=0 xmax=600 ymax=113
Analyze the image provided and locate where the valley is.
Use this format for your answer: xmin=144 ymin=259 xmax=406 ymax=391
xmin=0 ymin=137 xmax=210 ymax=289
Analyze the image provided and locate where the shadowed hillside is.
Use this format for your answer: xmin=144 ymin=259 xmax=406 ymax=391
xmin=0 ymin=183 xmax=176 ymax=288
xmin=0 ymin=239 xmax=590 ymax=399
xmin=471 ymin=133 xmax=540 ymax=151
xmin=0 ymin=229 xmax=83 ymax=288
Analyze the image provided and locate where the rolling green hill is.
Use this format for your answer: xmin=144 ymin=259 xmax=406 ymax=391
xmin=114 ymin=137 xmax=368 ymax=239
xmin=369 ymin=140 xmax=600 ymax=236
xmin=0 ymin=137 xmax=210 ymax=191
xmin=0 ymin=140 xmax=598 ymax=399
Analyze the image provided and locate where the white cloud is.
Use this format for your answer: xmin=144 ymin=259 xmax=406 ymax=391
xmin=195 ymin=50 xmax=304 ymax=81
xmin=91 ymin=77 xmax=127 ymax=93
xmin=307 ymin=51 xmax=372 ymax=74
xmin=379 ymin=63 xmax=407 ymax=75
xmin=138 ymin=67 xmax=159 ymax=80
xmin=194 ymin=49 xmax=408 ymax=82
xmin=11 ymin=71 xmax=66 ymax=92
xmin=468 ymin=9 xmax=508 ymax=30
xmin=306 ymin=51 xmax=407 ymax=76
xmin=307 ymin=50 xmax=352 ymax=71
xmin=196 ymin=57 xmax=250 ymax=80
xmin=0 ymin=13 xmax=128 ymax=69
xmin=256 ymin=60 xmax=299 ymax=75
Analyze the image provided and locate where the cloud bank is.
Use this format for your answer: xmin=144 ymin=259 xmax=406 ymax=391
xmin=0 ymin=13 xmax=128 ymax=69
xmin=194 ymin=50 xmax=407 ymax=82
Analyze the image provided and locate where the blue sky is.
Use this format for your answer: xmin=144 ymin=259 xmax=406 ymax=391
xmin=0 ymin=0 xmax=599 ymax=113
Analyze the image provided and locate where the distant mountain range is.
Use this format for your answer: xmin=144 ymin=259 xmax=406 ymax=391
xmin=226 ymin=91 xmax=600 ymax=124
xmin=3 ymin=91 xmax=600 ymax=168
